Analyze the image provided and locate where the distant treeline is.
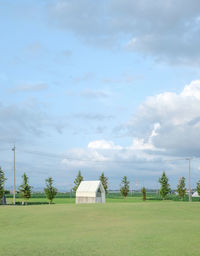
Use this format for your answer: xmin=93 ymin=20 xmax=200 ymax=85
xmin=5 ymin=191 xmax=200 ymax=202
xmin=1 ymin=168 xmax=200 ymax=204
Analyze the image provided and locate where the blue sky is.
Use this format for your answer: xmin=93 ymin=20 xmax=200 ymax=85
xmin=1 ymin=0 xmax=200 ymax=191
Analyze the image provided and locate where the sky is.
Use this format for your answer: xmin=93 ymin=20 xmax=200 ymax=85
xmin=1 ymin=0 xmax=200 ymax=191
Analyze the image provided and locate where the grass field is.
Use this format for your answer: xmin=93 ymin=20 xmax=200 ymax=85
xmin=1 ymin=202 xmax=200 ymax=256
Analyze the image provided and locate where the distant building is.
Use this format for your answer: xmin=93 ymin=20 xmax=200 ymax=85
xmin=76 ymin=181 xmax=105 ymax=204
xmin=192 ymin=191 xmax=200 ymax=197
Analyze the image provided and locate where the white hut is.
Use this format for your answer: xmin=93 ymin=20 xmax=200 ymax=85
xmin=192 ymin=191 xmax=200 ymax=197
xmin=76 ymin=180 xmax=106 ymax=204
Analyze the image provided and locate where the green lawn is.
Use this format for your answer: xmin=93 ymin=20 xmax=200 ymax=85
xmin=0 ymin=202 xmax=200 ymax=255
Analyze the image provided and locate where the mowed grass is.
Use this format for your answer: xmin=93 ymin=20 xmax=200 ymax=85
xmin=0 ymin=202 xmax=200 ymax=256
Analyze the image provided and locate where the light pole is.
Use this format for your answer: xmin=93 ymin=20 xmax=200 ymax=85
xmin=186 ymin=158 xmax=192 ymax=202
xmin=165 ymin=157 xmax=192 ymax=202
xmin=12 ymin=145 xmax=16 ymax=205
xmin=136 ymin=180 xmax=138 ymax=192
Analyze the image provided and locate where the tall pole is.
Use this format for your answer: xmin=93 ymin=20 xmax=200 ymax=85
xmin=186 ymin=158 xmax=192 ymax=202
xmin=188 ymin=158 xmax=191 ymax=202
xmin=12 ymin=145 xmax=16 ymax=205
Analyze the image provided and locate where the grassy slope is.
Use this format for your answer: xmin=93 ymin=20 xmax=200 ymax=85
xmin=0 ymin=202 xmax=200 ymax=256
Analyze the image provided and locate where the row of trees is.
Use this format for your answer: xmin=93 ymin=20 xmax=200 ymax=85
xmin=0 ymin=167 xmax=57 ymax=204
xmin=19 ymin=174 xmax=58 ymax=204
xmin=1 ymin=167 xmax=200 ymax=204
xmin=0 ymin=168 xmax=109 ymax=204
xmin=119 ymin=172 xmax=200 ymax=200
xmin=72 ymin=171 xmax=196 ymax=201
xmin=158 ymin=171 xmax=199 ymax=200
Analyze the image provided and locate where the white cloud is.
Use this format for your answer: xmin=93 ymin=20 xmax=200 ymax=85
xmin=181 ymin=80 xmax=200 ymax=99
xmin=62 ymin=135 xmax=161 ymax=171
xmin=88 ymin=140 xmax=122 ymax=150
xmin=129 ymin=123 xmax=161 ymax=151
xmin=127 ymin=80 xmax=200 ymax=157
xmin=62 ymin=148 xmax=109 ymax=168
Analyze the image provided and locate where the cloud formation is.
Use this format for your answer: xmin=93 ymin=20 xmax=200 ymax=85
xmin=61 ymin=80 xmax=200 ymax=177
xmin=49 ymin=0 xmax=200 ymax=65
xmin=88 ymin=140 xmax=122 ymax=150
xmin=63 ymin=79 xmax=200 ymax=174
xmin=127 ymin=80 xmax=200 ymax=157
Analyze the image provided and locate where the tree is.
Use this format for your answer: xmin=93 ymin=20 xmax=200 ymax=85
xmin=19 ymin=173 xmax=32 ymax=204
xmin=158 ymin=172 xmax=170 ymax=200
xmin=73 ymin=170 xmax=83 ymax=193
xmin=0 ymin=167 xmax=6 ymax=204
xmin=99 ymin=172 xmax=108 ymax=194
xmin=141 ymin=187 xmax=146 ymax=201
xmin=197 ymin=180 xmax=200 ymax=196
xmin=44 ymin=177 xmax=57 ymax=204
xmin=120 ymin=176 xmax=130 ymax=199
xmin=177 ymin=177 xmax=186 ymax=200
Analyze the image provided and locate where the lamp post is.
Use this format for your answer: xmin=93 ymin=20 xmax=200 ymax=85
xmin=186 ymin=158 xmax=192 ymax=202
xmin=12 ymin=145 xmax=16 ymax=205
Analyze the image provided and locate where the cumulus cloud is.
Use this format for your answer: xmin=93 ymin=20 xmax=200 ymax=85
xmin=130 ymin=123 xmax=162 ymax=151
xmin=63 ymin=77 xmax=200 ymax=172
xmin=62 ymin=133 xmax=162 ymax=171
xmin=61 ymin=138 xmax=169 ymax=190
xmin=127 ymin=80 xmax=200 ymax=157
xmin=48 ymin=0 xmax=200 ymax=65
xmin=62 ymin=148 xmax=109 ymax=168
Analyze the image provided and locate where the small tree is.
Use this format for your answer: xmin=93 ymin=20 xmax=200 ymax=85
xmin=44 ymin=177 xmax=57 ymax=204
xmin=0 ymin=167 xmax=6 ymax=204
xmin=99 ymin=172 xmax=108 ymax=194
xmin=19 ymin=173 xmax=32 ymax=205
xmin=158 ymin=171 xmax=170 ymax=200
xmin=73 ymin=170 xmax=83 ymax=193
xmin=177 ymin=177 xmax=186 ymax=200
xmin=197 ymin=180 xmax=200 ymax=196
xmin=120 ymin=176 xmax=130 ymax=199
xmin=141 ymin=187 xmax=146 ymax=201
